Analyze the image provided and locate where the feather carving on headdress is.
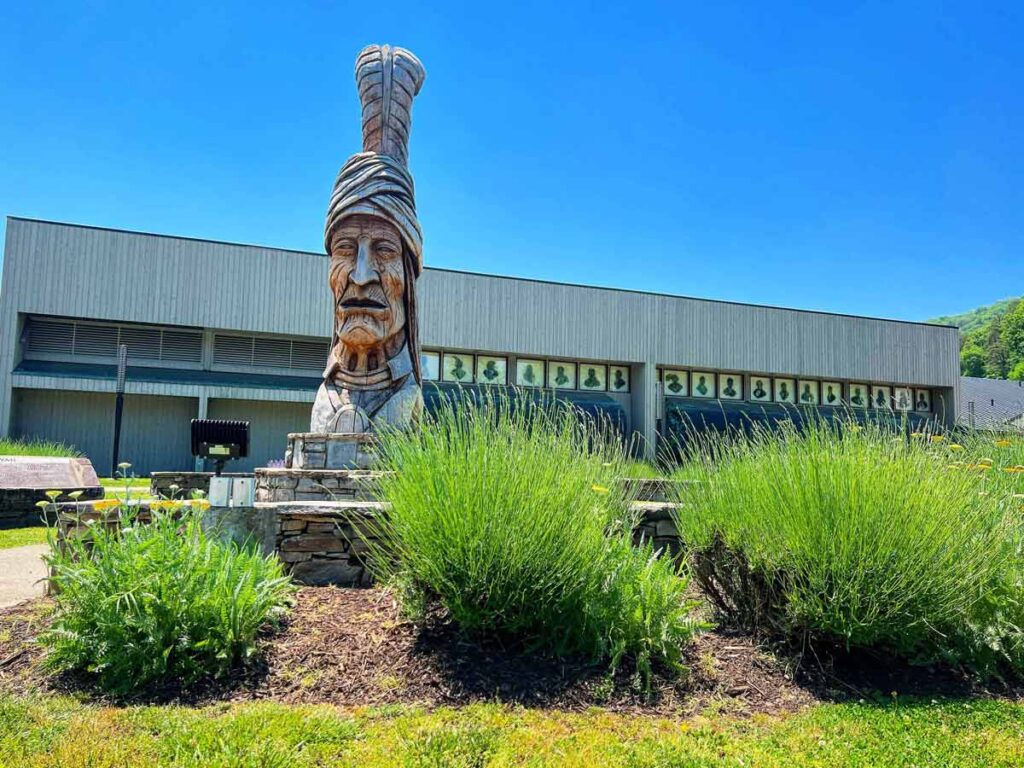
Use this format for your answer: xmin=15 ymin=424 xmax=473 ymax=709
xmin=355 ymin=44 xmax=426 ymax=168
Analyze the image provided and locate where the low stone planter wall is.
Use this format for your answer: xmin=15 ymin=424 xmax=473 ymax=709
xmin=150 ymin=471 xmax=252 ymax=498
xmin=1 ymin=486 xmax=104 ymax=528
xmin=267 ymin=501 xmax=386 ymax=586
xmin=254 ymin=469 xmax=385 ymax=503
xmin=633 ymin=501 xmax=683 ymax=559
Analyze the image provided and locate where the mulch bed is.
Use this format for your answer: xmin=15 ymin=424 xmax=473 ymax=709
xmin=0 ymin=587 xmax=1018 ymax=717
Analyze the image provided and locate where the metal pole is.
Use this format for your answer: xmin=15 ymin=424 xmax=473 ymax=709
xmin=111 ymin=344 xmax=127 ymax=475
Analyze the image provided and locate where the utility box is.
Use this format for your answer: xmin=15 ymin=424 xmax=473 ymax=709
xmin=209 ymin=476 xmax=255 ymax=508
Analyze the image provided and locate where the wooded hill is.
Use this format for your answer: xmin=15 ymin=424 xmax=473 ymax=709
xmin=929 ymin=296 xmax=1024 ymax=380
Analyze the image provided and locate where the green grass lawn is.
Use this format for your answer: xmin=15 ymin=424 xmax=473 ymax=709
xmin=99 ymin=477 xmax=153 ymax=500
xmin=0 ymin=527 xmax=48 ymax=550
xmin=0 ymin=696 xmax=1021 ymax=767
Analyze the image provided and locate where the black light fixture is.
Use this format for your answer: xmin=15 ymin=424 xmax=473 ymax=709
xmin=190 ymin=419 xmax=249 ymax=476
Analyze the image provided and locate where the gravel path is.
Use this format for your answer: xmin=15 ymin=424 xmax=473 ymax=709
xmin=0 ymin=545 xmax=48 ymax=609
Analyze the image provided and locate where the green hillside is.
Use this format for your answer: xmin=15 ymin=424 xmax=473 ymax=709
xmin=929 ymin=296 xmax=1021 ymax=335
xmin=929 ymin=296 xmax=1024 ymax=380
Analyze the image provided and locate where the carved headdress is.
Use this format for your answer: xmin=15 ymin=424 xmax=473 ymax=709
xmin=324 ymin=45 xmax=426 ymax=274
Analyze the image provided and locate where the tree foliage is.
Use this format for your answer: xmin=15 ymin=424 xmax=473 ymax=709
xmin=939 ymin=297 xmax=1024 ymax=379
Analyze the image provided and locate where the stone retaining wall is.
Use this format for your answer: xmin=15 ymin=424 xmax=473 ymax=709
xmin=1 ymin=486 xmax=104 ymax=528
xmin=268 ymin=502 xmax=386 ymax=586
xmin=254 ymin=469 xmax=384 ymax=503
xmin=150 ymin=471 xmax=251 ymax=498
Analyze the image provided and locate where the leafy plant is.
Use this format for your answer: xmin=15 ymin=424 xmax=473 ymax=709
xmin=41 ymin=506 xmax=294 ymax=693
xmin=672 ymin=417 xmax=1024 ymax=675
xmin=363 ymin=392 xmax=704 ymax=686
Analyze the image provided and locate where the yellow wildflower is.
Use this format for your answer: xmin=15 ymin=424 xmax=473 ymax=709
xmin=930 ymin=435 xmax=945 ymax=443
xmin=995 ymin=439 xmax=1013 ymax=448
xmin=948 ymin=444 xmax=964 ymax=451
xmin=591 ymin=484 xmax=610 ymax=494
xmin=978 ymin=458 xmax=994 ymax=466
xmin=910 ymin=432 xmax=924 ymax=439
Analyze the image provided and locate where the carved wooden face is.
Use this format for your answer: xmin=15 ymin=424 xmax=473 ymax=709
xmin=328 ymin=214 xmax=407 ymax=352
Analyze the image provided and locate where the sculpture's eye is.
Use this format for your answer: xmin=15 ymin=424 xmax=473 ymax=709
xmin=333 ymin=239 xmax=357 ymax=257
xmin=375 ymin=241 xmax=399 ymax=258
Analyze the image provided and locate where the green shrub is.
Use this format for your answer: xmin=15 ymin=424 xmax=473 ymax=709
xmin=365 ymin=393 xmax=704 ymax=686
xmin=42 ymin=507 xmax=294 ymax=693
xmin=673 ymin=417 xmax=1024 ymax=674
xmin=0 ymin=437 xmax=80 ymax=457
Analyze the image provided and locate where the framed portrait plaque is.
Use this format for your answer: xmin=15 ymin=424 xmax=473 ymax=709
xmin=914 ymin=389 xmax=932 ymax=412
xmin=847 ymin=383 xmax=868 ymax=408
xmin=662 ymin=369 xmax=688 ymax=397
xmin=442 ymin=352 xmax=474 ymax=383
xmin=420 ymin=351 xmax=440 ymax=382
xmin=871 ymin=385 xmax=892 ymax=410
xmin=515 ymin=358 xmax=545 ymax=387
xmin=774 ymin=377 xmax=796 ymax=404
xmin=747 ymin=375 xmax=771 ymax=403
xmin=579 ymin=364 xmax=607 ymax=391
xmin=691 ymin=371 xmax=715 ymax=399
xmin=821 ymin=381 xmax=842 ymax=406
xmin=608 ymin=365 xmax=630 ymax=393
xmin=476 ymin=355 xmax=507 ymax=385
xmin=893 ymin=386 xmax=913 ymax=412
xmin=547 ymin=361 xmax=577 ymax=390
xmin=718 ymin=373 xmax=742 ymax=400
xmin=797 ymin=380 xmax=819 ymax=406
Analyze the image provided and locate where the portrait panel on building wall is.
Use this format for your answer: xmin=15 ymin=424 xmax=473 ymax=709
xmin=515 ymin=358 xmax=545 ymax=387
xmin=821 ymin=381 xmax=842 ymax=406
xmin=747 ymin=375 xmax=772 ymax=403
xmin=608 ymin=365 xmax=630 ymax=393
xmin=547 ymin=361 xmax=577 ymax=390
xmin=847 ymin=383 xmax=868 ymax=407
xmin=690 ymin=371 xmax=716 ymax=398
xmin=717 ymin=373 xmax=742 ymax=400
xmin=475 ymin=355 xmax=507 ymax=385
xmin=442 ymin=352 xmax=474 ymax=384
xmin=662 ymin=369 xmax=688 ymax=397
xmin=871 ymin=385 xmax=892 ymax=410
xmin=579 ymin=364 xmax=607 ymax=391
xmin=773 ymin=377 xmax=796 ymax=404
xmin=914 ymin=389 xmax=932 ymax=412
xmin=420 ymin=351 xmax=440 ymax=382
xmin=797 ymin=380 xmax=820 ymax=405
xmin=893 ymin=386 xmax=913 ymax=412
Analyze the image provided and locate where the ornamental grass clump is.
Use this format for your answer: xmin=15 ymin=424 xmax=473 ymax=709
xmin=366 ymin=393 xmax=704 ymax=685
xmin=673 ymin=417 xmax=1024 ymax=675
xmin=42 ymin=506 xmax=294 ymax=694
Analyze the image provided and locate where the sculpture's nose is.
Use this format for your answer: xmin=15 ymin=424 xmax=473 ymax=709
xmin=350 ymin=237 xmax=378 ymax=286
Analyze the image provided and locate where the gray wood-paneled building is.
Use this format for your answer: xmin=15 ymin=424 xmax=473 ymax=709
xmin=1 ymin=217 xmax=961 ymax=473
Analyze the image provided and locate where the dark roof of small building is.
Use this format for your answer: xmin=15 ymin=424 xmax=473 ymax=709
xmin=959 ymin=376 xmax=1024 ymax=430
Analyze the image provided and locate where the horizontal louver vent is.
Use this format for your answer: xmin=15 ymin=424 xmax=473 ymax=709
xmin=27 ymin=320 xmax=74 ymax=355
xmin=214 ymin=335 xmax=255 ymax=366
xmin=159 ymin=331 xmax=202 ymax=363
xmin=213 ymin=334 xmax=328 ymax=371
xmin=24 ymin=317 xmax=201 ymax=365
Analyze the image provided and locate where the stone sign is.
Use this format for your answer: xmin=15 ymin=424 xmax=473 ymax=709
xmin=0 ymin=456 xmax=103 ymax=528
xmin=310 ymin=44 xmax=427 ymax=436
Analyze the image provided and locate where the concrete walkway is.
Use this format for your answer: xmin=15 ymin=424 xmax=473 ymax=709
xmin=0 ymin=544 xmax=48 ymax=608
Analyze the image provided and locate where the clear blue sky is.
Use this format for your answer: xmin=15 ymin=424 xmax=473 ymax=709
xmin=1 ymin=1 xmax=1021 ymax=321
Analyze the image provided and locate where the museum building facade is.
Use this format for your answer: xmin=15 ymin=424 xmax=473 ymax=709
xmin=0 ymin=217 xmax=962 ymax=473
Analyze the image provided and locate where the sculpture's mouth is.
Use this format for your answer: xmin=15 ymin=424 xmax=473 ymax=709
xmin=340 ymin=296 xmax=387 ymax=312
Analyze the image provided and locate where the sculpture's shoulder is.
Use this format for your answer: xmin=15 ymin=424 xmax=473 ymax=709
xmin=310 ymin=376 xmax=423 ymax=433
xmin=375 ymin=376 xmax=423 ymax=427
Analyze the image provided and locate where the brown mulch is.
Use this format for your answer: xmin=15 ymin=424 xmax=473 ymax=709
xmin=0 ymin=588 xmax=1018 ymax=716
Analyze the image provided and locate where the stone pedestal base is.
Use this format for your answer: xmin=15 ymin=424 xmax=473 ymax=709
xmin=285 ymin=432 xmax=378 ymax=470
